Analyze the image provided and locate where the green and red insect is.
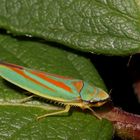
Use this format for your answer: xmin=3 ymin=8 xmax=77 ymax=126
xmin=0 ymin=62 xmax=109 ymax=119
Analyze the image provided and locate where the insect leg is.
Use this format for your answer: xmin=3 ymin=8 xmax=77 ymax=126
xmin=19 ymin=95 xmax=35 ymax=103
xmin=87 ymin=107 xmax=102 ymax=120
xmin=37 ymin=105 xmax=71 ymax=120
xmin=127 ymin=55 xmax=132 ymax=67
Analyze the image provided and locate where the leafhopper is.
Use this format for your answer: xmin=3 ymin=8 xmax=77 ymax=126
xmin=0 ymin=62 xmax=109 ymax=119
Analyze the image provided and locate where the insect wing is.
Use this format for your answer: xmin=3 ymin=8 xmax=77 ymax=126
xmin=0 ymin=62 xmax=83 ymax=102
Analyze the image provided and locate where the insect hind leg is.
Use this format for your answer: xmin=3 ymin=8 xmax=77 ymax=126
xmin=37 ymin=105 xmax=71 ymax=120
xmin=19 ymin=95 xmax=35 ymax=103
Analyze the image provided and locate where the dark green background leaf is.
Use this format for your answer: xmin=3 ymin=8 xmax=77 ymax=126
xmin=0 ymin=0 xmax=140 ymax=55
xmin=0 ymin=34 xmax=113 ymax=140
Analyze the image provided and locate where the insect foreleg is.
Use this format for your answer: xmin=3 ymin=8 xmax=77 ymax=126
xmin=87 ymin=107 xmax=102 ymax=120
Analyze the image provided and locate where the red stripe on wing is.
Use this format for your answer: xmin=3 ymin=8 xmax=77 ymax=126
xmin=31 ymin=70 xmax=73 ymax=93
xmin=46 ymin=73 xmax=73 ymax=80
xmin=9 ymin=67 xmax=55 ymax=92
xmin=0 ymin=62 xmax=23 ymax=69
xmin=72 ymin=81 xmax=83 ymax=93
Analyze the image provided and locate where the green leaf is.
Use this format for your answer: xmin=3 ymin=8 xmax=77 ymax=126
xmin=0 ymin=34 xmax=113 ymax=140
xmin=0 ymin=106 xmax=112 ymax=140
xmin=0 ymin=0 xmax=140 ymax=55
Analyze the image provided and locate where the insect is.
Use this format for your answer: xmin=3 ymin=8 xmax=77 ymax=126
xmin=0 ymin=62 xmax=109 ymax=120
